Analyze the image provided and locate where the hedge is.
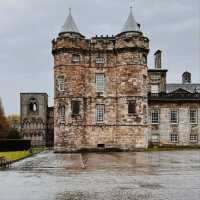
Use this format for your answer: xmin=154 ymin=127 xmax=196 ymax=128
xmin=0 ymin=139 xmax=31 ymax=152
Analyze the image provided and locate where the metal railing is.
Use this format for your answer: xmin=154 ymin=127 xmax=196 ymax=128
xmin=148 ymin=92 xmax=200 ymax=101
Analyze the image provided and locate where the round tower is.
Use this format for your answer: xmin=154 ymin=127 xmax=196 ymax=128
xmin=114 ymin=7 xmax=150 ymax=148
xmin=52 ymin=9 xmax=88 ymax=152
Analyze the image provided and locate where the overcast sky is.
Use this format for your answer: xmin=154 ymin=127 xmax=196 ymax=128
xmin=0 ymin=0 xmax=199 ymax=115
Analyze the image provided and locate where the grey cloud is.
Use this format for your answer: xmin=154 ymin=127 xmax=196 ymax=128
xmin=0 ymin=0 xmax=199 ymax=114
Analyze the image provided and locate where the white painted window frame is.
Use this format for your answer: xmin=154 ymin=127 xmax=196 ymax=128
xmin=96 ymin=104 xmax=105 ymax=123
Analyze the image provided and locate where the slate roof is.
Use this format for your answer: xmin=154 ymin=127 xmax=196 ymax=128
xmin=121 ymin=7 xmax=141 ymax=34
xmin=60 ymin=9 xmax=80 ymax=34
xmin=167 ymin=84 xmax=200 ymax=93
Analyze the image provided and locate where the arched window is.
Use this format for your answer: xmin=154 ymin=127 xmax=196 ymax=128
xmin=29 ymin=98 xmax=38 ymax=112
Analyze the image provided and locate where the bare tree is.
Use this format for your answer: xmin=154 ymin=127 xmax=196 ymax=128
xmin=0 ymin=98 xmax=9 ymax=138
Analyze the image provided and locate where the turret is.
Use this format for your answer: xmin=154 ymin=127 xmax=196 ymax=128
xmin=117 ymin=7 xmax=143 ymax=37
xmin=59 ymin=8 xmax=84 ymax=38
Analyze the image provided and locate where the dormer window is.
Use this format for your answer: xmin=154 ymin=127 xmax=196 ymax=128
xmin=96 ymin=57 xmax=105 ymax=64
xmin=72 ymin=54 xmax=80 ymax=63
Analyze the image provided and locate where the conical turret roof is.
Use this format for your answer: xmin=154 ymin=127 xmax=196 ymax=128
xmin=60 ymin=9 xmax=81 ymax=34
xmin=121 ymin=7 xmax=141 ymax=34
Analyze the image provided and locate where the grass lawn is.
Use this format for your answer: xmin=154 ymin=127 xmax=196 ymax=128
xmin=0 ymin=148 xmax=46 ymax=161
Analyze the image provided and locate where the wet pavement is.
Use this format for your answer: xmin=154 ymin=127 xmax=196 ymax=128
xmin=0 ymin=150 xmax=200 ymax=200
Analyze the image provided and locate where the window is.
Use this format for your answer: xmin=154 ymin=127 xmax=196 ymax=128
xmin=96 ymin=57 xmax=105 ymax=64
xmin=57 ymin=76 xmax=65 ymax=92
xmin=170 ymin=110 xmax=178 ymax=124
xmin=151 ymin=109 xmax=160 ymax=124
xmin=128 ymin=101 xmax=136 ymax=114
xmin=151 ymin=85 xmax=159 ymax=94
xmin=59 ymin=106 xmax=65 ymax=124
xmin=142 ymin=54 xmax=147 ymax=64
xmin=190 ymin=110 xmax=198 ymax=124
xmin=151 ymin=75 xmax=160 ymax=80
xmin=72 ymin=54 xmax=80 ymax=63
xmin=96 ymin=104 xmax=105 ymax=123
xmin=96 ymin=74 xmax=105 ymax=93
xmin=71 ymin=101 xmax=80 ymax=116
xmin=29 ymin=98 xmax=38 ymax=112
xmin=190 ymin=135 xmax=198 ymax=143
xmin=170 ymin=134 xmax=179 ymax=143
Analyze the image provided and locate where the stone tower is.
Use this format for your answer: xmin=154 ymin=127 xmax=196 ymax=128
xmin=20 ymin=93 xmax=48 ymax=146
xmin=53 ymin=8 xmax=149 ymax=152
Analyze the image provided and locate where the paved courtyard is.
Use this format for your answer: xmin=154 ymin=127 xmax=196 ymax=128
xmin=0 ymin=150 xmax=200 ymax=200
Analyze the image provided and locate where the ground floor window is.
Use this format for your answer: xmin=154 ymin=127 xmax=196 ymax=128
xmin=170 ymin=134 xmax=179 ymax=143
xmin=190 ymin=135 xmax=198 ymax=143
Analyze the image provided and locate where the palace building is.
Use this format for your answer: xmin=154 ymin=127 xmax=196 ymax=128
xmin=20 ymin=8 xmax=200 ymax=152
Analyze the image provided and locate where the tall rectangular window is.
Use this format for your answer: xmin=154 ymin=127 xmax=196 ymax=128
xmin=96 ymin=104 xmax=105 ymax=123
xmin=96 ymin=74 xmax=105 ymax=93
xmin=71 ymin=101 xmax=80 ymax=116
xmin=58 ymin=76 xmax=65 ymax=92
xmin=128 ymin=101 xmax=136 ymax=114
xmin=190 ymin=110 xmax=198 ymax=124
xmin=151 ymin=109 xmax=160 ymax=124
xmin=59 ymin=106 xmax=65 ymax=124
xmin=170 ymin=110 xmax=178 ymax=124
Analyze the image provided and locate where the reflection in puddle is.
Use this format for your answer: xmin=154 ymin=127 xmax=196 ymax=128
xmin=0 ymin=150 xmax=200 ymax=200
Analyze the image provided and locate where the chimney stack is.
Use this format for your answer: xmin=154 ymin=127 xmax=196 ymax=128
xmin=182 ymin=71 xmax=191 ymax=84
xmin=154 ymin=50 xmax=162 ymax=69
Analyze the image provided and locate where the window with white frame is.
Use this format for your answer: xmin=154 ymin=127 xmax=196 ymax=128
xmin=151 ymin=109 xmax=160 ymax=124
xmin=190 ymin=110 xmax=198 ymax=124
xmin=59 ymin=105 xmax=65 ymax=124
xmin=57 ymin=76 xmax=65 ymax=92
xmin=72 ymin=54 xmax=80 ymax=63
xmin=96 ymin=57 xmax=105 ymax=64
xmin=151 ymin=85 xmax=159 ymax=94
xmin=151 ymin=74 xmax=160 ymax=80
xmin=190 ymin=134 xmax=198 ymax=143
xmin=96 ymin=74 xmax=105 ymax=93
xmin=170 ymin=134 xmax=179 ymax=143
xmin=170 ymin=110 xmax=178 ymax=124
xmin=96 ymin=104 xmax=105 ymax=123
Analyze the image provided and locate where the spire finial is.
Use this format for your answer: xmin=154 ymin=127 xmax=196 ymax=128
xmin=69 ymin=8 xmax=71 ymax=14
xmin=130 ymin=0 xmax=135 ymax=13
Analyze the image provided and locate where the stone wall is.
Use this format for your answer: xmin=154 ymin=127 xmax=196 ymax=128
xmin=53 ymin=33 xmax=150 ymax=152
